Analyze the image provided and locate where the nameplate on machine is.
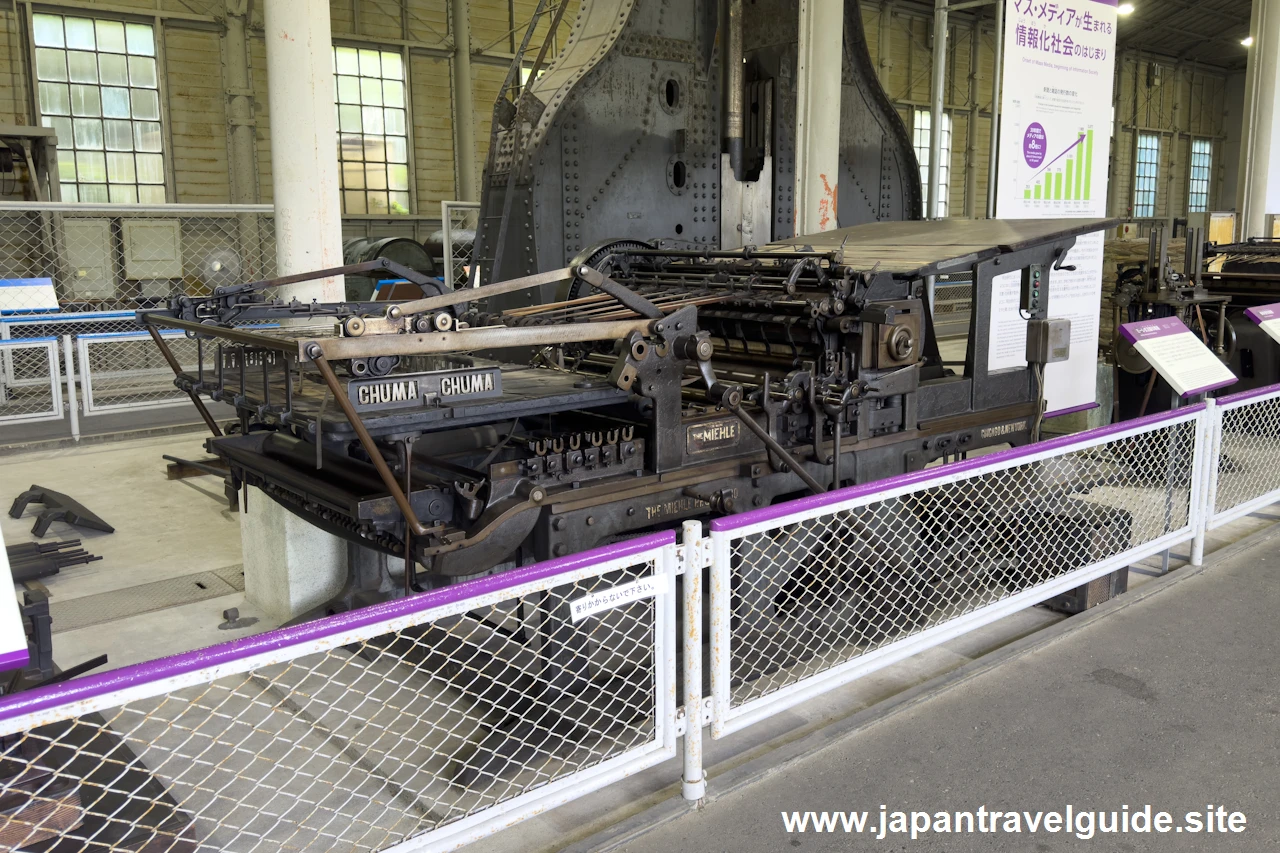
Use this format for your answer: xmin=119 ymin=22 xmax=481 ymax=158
xmin=348 ymin=367 xmax=503 ymax=411
xmin=686 ymin=418 xmax=741 ymax=454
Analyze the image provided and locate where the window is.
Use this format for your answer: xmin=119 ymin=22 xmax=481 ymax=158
xmin=33 ymin=13 xmax=165 ymax=204
xmin=334 ymin=46 xmax=409 ymax=215
xmin=1188 ymin=138 xmax=1212 ymax=213
xmin=912 ymin=109 xmax=952 ymax=217
xmin=1133 ymin=132 xmax=1160 ymax=217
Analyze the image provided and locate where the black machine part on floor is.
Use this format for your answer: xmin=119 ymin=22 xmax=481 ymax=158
xmin=6 ymin=540 xmax=102 ymax=583
xmin=8 ymin=487 xmax=115 ymax=538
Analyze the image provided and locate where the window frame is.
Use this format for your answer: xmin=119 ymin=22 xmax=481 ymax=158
xmin=27 ymin=8 xmax=171 ymax=204
xmin=1132 ymin=131 xmax=1160 ymax=218
xmin=1187 ymin=137 xmax=1212 ymax=214
xmin=912 ymin=108 xmax=953 ymax=218
xmin=332 ymin=41 xmax=416 ymax=217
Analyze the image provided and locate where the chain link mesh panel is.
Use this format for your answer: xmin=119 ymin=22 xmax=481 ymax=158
xmin=441 ymin=202 xmax=478 ymax=290
xmin=718 ymin=417 xmax=1199 ymax=715
xmin=0 ymin=550 xmax=672 ymax=852
xmin=1211 ymin=390 xmax=1280 ymax=524
xmin=78 ymin=332 xmax=195 ymax=413
xmin=0 ymin=339 xmax=61 ymax=423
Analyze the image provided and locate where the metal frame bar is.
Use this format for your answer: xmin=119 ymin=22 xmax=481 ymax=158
xmin=708 ymin=405 xmax=1209 ymax=738
xmin=1206 ymin=383 xmax=1280 ymax=530
xmin=0 ymin=338 xmax=62 ymax=424
xmin=76 ymin=330 xmax=195 ymax=416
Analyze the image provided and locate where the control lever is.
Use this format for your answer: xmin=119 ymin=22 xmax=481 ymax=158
xmin=1053 ymin=247 xmax=1076 ymax=272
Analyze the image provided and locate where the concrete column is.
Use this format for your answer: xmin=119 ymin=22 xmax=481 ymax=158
xmin=1236 ymin=0 xmax=1280 ymax=239
xmin=927 ymin=0 xmax=948 ymax=219
xmin=451 ymin=0 xmax=478 ymax=202
xmin=263 ymin=0 xmax=344 ymax=299
xmin=240 ymin=489 xmax=347 ymax=622
xmin=794 ymin=0 xmax=843 ymax=235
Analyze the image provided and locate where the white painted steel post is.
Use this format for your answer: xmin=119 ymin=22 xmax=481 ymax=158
xmin=794 ymin=0 xmax=843 ymax=235
xmin=986 ymin=0 xmax=1003 ymax=218
xmin=1236 ymin=0 xmax=1280 ymax=239
xmin=62 ymin=335 xmax=78 ymax=440
xmin=1191 ymin=398 xmax=1218 ymax=565
xmin=263 ymin=0 xmax=344 ymax=301
xmin=681 ymin=520 xmax=706 ymax=802
xmin=928 ymin=0 xmax=949 ymax=219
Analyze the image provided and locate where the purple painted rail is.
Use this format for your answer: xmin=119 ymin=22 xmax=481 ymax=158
xmin=1215 ymin=381 xmax=1280 ymax=407
xmin=0 ymin=531 xmax=674 ymax=724
xmin=712 ymin=404 xmax=1204 ymax=533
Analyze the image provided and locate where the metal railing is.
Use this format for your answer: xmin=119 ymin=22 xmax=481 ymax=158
xmin=0 ymin=533 xmax=677 ymax=852
xmin=1205 ymin=385 xmax=1280 ymax=529
xmin=441 ymin=201 xmax=479 ymax=289
xmin=0 ymin=338 xmax=63 ymax=424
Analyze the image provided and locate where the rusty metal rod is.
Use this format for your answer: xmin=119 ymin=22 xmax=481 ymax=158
xmin=727 ymin=402 xmax=825 ymax=494
xmin=308 ymin=351 xmax=431 ymax=537
xmin=388 ymin=266 xmax=573 ymax=317
xmin=146 ymin=325 xmax=223 ymax=437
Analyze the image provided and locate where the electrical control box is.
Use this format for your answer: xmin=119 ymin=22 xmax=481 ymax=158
xmin=1026 ymin=317 xmax=1071 ymax=364
xmin=1020 ymin=263 xmax=1046 ymax=313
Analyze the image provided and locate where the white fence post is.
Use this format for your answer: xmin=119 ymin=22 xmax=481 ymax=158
xmin=62 ymin=334 xmax=79 ymax=441
xmin=681 ymin=519 xmax=707 ymax=802
xmin=1190 ymin=397 xmax=1216 ymax=566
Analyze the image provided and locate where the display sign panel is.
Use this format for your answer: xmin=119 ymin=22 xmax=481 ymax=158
xmin=991 ymin=0 xmax=1118 ymax=416
xmin=1244 ymin=303 xmax=1280 ymax=344
xmin=1119 ymin=316 xmax=1237 ymax=398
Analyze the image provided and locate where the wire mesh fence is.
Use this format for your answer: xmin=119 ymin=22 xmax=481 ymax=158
xmin=0 ymin=338 xmax=62 ymax=423
xmin=441 ymin=201 xmax=478 ymax=289
xmin=0 ymin=534 xmax=676 ymax=853
xmin=1208 ymin=386 xmax=1280 ymax=528
xmin=709 ymin=408 xmax=1204 ymax=735
xmin=77 ymin=331 xmax=195 ymax=413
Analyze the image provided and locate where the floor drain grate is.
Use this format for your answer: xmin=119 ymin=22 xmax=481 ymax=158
xmin=50 ymin=565 xmax=246 ymax=634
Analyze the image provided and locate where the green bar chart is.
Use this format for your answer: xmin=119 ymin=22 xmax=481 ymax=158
xmin=1022 ymin=129 xmax=1094 ymax=202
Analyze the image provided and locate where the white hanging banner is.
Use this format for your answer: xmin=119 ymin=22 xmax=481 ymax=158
xmin=991 ymin=0 xmax=1117 ymax=416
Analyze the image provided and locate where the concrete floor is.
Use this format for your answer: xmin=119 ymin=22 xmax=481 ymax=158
xmin=602 ymin=524 xmax=1280 ymax=853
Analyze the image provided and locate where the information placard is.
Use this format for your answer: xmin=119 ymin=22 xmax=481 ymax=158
xmin=1244 ymin=303 xmax=1280 ymax=344
xmin=1118 ymin=316 xmax=1237 ymax=398
xmin=992 ymin=0 xmax=1117 ymax=415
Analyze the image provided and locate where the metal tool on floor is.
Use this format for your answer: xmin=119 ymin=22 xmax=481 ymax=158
xmin=6 ymin=539 xmax=102 ymax=583
xmin=8 ymin=486 xmax=115 ymax=538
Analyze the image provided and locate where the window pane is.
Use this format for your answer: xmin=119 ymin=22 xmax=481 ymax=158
xmin=383 ymin=79 xmax=404 ymax=108
xmin=339 ymin=104 xmax=362 ymax=132
xmin=335 ymin=46 xmax=359 ymax=75
xmin=381 ymin=52 xmax=403 ymax=80
xmin=365 ymin=164 xmax=388 ymax=190
xmin=363 ymin=136 xmax=385 ymax=162
xmin=366 ymin=191 xmax=389 ymax=215
xmin=388 ymin=163 xmax=408 ymax=191
xmin=74 ymin=118 xmax=104 ymax=148
xmin=337 ymin=75 xmax=360 ymax=104
xmin=39 ymin=82 xmax=70 ymax=115
xmin=99 ymin=53 xmax=129 ymax=86
xmin=46 ymin=116 xmax=73 ymax=146
xmin=138 ymin=184 xmax=166 ymax=203
xmin=60 ymin=183 xmax=78 ymax=202
xmin=102 ymin=87 xmax=131 ymax=118
xmin=360 ymin=76 xmax=383 ymax=106
xmin=76 ymin=150 xmax=106 ymax=181
xmin=361 ymin=106 xmax=384 ymax=134
xmin=108 ymin=183 xmax=137 ymax=203
xmin=35 ymin=48 xmax=67 ymax=82
xmin=80 ymin=183 xmax=108 ymax=202
xmin=130 ymin=89 xmax=160 ymax=120
xmin=57 ymin=149 xmax=76 ymax=181
xmin=339 ymin=135 xmax=364 ymax=166
xmin=384 ymin=136 xmax=407 ymax=163
xmin=95 ymin=20 xmax=126 ymax=53
xmin=65 ymin=18 xmax=95 ymax=50
xmin=33 ymin=14 xmax=65 ymax=48
xmin=107 ymin=151 xmax=135 ymax=182
xmin=384 ymin=108 xmax=405 ymax=135
xmin=104 ymin=119 xmax=132 ymax=150
xmin=343 ymin=189 xmax=367 ymax=213
xmin=128 ymin=56 xmax=157 ymax=89
xmin=71 ymin=84 xmax=101 ymax=117
xmin=125 ymin=23 xmax=154 ymax=56
xmin=342 ymin=160 xmax=365 ymax=189
xmin=67 ymin=51 xmax=97 ymax=83
xmin=134 ymin=121 xmax=162 ymax=152
xmin=358 ymin=49 xmax=380 ymax=77
xmin=136 ymin=152 xmax=164 ymax=183
xmin=389 ymin=191 xmax=409 ymax=214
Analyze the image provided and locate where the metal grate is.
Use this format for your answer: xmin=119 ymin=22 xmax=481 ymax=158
xmin=0 ymin=538 xmax=675 ymax=852
xmin=711 ymin=411 xmax=1203 ymax=734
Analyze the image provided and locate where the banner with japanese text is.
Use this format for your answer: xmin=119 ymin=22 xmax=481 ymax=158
xmin=989 ymin=0 xmax=1117 ymax=417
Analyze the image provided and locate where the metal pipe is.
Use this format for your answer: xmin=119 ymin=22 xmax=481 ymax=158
xmin=146 ymin=326 xmax=223 ymax=437
xmin=450 ymin=0 xmax=478 ymax=202
xmin=727 ymin=402 xmax=826 ymax=494
xmin=389 ymin=266 xmax=572 ymax=316
xmin=928 ymin=0 xmax=949 ymax=219
xmin=140 ymin=314 xmax=298 ymax=353
xmin=985 ymin=0 xmax=1003 ymax=218
xmin=725 ymin=0 xmax=745 ymax=180
xmin=308 ymin=351 xmax=431 ymax=537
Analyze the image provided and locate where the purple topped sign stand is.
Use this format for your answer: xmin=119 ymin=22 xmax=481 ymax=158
xmin=1119 ymin=316 xmax=1238 ymax=399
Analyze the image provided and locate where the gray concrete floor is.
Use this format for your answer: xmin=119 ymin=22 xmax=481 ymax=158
xmin=587 ymin=527 xmax=1280 ymax=853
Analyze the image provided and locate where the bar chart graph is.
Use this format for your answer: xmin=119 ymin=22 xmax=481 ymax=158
xmin=1022 ymin=128 xmax=1094 ymax=203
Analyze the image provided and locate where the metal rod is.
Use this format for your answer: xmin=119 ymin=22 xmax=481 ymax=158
xmin=725 ymin=0 xmax=745 ymax=180
xmin=402 ymin=437 xmax=417 ymax=595
xmin=142 ymin=313 xmax=299 ymax=352
xmin=146 ymin=326 xmax=223 ymax=437
xmin=727 ymin=402 xmax=826 ymax=494
xmin=309 ymin=352 xmax=430 ymax=536
xmin=388 ymin=266 xmax=573 ymax=316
